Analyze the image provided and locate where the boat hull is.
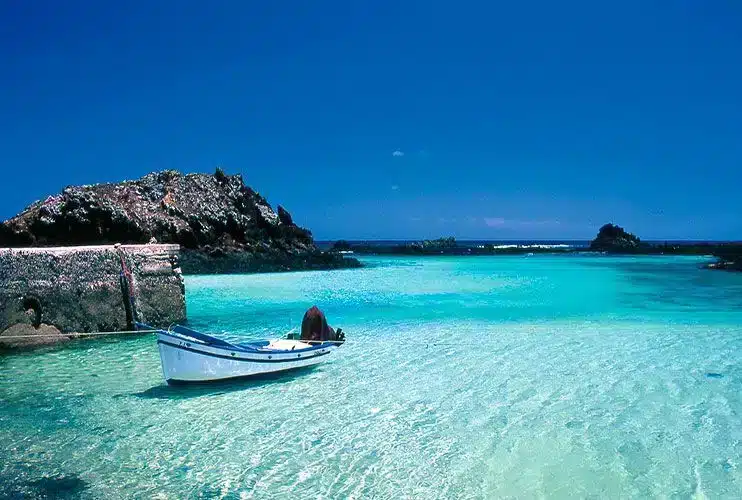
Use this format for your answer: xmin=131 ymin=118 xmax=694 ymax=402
xmin=157 ymin=333 xmax=337 ymax=383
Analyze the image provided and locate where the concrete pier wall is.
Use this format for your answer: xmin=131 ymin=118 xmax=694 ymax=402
xmin=0 ymin=244 xmax=186 ymax=348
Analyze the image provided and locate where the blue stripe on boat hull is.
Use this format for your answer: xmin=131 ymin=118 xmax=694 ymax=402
xmin=157 ymin=340 xmax=333 ymax=363
xmin=155 ymin=329 xmax=332 ymax=354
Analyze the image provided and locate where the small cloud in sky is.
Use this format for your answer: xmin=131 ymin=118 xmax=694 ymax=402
xmin=484 ymin=217 xmax=560 ymax=228
xmin=391 ymin=185 xmax=399 ymax=190
xmin=392 ymin=150 xmax=404 ymax=157
xmin=519 ymin=219 xmax=561 ymax=226
xmin=484 ymin=217 xmax=506 ymax=227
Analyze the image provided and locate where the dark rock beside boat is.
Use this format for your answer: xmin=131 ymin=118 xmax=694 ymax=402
xmin=0 ymin=169 xmax=360 ymax=273
xmin=299 ymin=305 xmax=343 ymax=342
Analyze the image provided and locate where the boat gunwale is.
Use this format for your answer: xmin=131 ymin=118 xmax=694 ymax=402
xmin=137 ymin=321 xmax=338 ymax=355
xmin=157 ymin=338 xmax=334 ymax=364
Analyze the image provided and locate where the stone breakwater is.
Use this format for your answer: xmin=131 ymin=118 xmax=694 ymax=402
xmin=0 ymin=244 xmax=186 ymax=349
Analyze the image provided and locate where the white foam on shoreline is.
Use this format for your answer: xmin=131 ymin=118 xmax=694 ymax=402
xmin=477 ymin=244 xmax=574 ymax=249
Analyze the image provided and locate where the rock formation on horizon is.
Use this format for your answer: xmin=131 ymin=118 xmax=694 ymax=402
xmin=0 ymin=169 xmax=360 ymax=273
xmin=589 ymin=223 xmax=643 ymax=252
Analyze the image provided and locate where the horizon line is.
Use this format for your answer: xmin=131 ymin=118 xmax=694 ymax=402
xmin=314 ymin=238 xmax=742 ymax=243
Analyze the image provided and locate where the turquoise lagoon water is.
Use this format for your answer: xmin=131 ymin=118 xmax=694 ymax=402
xmin=2 ymin=255 xmax=742 ymax=498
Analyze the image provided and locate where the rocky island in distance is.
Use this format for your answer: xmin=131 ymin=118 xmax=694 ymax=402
xmin=588 ymin=224 xmax=741 ymax=270
xmin=327 ymin=223 xmax=742 ymax=271
xmin=0 ymin=169 xmax=361 ymax=274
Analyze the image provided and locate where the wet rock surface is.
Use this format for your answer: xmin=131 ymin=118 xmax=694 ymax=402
xmin=0 ymin=323 xmax=70 ymax=349
xmin=0 ymin=169 xmax=360 ymax=273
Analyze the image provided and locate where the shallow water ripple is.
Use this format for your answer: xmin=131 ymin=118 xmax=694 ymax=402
xmin=2 ymin=255 xmax=742 ymax=498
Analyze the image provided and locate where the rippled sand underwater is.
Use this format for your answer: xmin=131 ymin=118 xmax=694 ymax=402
xmin=2 ymin=255 xmax=742 ymax=498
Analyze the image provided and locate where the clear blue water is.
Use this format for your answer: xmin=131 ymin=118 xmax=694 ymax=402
xmin=2 ymin=255 xmax=742 ymax=498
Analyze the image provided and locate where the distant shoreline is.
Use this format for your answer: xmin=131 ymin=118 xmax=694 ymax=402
xmin=317 ymin=239 xmax=738 ymax=254
xmin=317 ymin=237 xmax=742 ymax=271
xmin=316 ymin=239 xmax=741 ymax=246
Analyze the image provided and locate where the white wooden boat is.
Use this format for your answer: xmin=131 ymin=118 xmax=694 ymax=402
xmin=137 ymin=323 xmax=340 ymax=383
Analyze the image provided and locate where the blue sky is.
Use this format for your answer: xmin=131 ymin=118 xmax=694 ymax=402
xmin=1 ymin=1 xmax=740 ymax=240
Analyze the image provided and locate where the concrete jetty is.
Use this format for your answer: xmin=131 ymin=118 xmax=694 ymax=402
xmin=0 ymin=244 xmax=186 ymax=349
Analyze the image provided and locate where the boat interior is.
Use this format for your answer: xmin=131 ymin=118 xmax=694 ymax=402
xmin=139 ymin=323 xmax=326 ymax=353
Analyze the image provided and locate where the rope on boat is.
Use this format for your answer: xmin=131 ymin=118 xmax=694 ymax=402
xmin=0 ymin=330 xmax=160 ymax=340
xmin=0 ymin=329 xmax=465 ymax=345
xmin=0 ymin=330 xmax=347 ymax=343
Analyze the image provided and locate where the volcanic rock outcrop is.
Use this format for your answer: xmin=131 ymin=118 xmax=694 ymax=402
xmin=0 ymin=169 xmax=360 ymax=273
